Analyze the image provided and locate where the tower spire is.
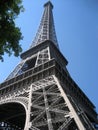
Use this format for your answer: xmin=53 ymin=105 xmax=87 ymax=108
xmin=30 ymin=1 xmax=59 ymax=48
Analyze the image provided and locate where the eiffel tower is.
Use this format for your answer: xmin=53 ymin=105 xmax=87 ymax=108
xmin=0 ymin=1 xmax=98 ymax=130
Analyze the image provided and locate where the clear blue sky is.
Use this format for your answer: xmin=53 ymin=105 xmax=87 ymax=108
xmin=0 ymin=0 xmax=98 ymax=112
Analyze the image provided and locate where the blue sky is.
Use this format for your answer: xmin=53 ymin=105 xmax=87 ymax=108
xmin=0 ymin=0 xmax=98 ymax=112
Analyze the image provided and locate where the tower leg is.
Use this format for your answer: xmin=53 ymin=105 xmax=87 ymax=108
xmin=25 ymin=75 xmax=96 ymax=130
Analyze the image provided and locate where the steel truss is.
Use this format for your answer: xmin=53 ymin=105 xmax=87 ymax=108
xmin=0 ymin=1 xmax=97 ymax=129
xmin=35 ymin=47 xmax=50 ymax=66
xmin=0 ymin=75 xmax=96 ymax=130
xmin=30 ymin=1 xmax=59 ymax=48
xmin=27 ymin=75 xmax=95 ymax=130
xmin=6 ymin=47 xmax=50 ymax=81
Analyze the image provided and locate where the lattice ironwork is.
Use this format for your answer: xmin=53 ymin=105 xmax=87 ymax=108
xmin=30 ymin=1 xmax=59 ymax=49
xmin=5 ymin=46 xmax=51 ymax=81
xmin=0 ymin=1 xmax=97 ymax=130
xmin=5 ymin=1 xmax=59 ymax=81
xmin=6 ymin=61 xmax=25 ymax=81
xmin=35 ymin=47 xmax=50 ymax=66
xmin=0 ymin=83 xmax=29 ymax=130
xmin=0 ymin=75 xmax=96 ymax=130
xmin=27 ymin=76 xmax=96 ymax=130
xmin=29 ymin=76 xmax=74 ymax=130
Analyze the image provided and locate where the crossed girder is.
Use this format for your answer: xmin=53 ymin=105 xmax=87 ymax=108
xmin=29 ymin=76 xmax=78 ymax=130
xmin=0 ymin=76 xmax=96 ymax=130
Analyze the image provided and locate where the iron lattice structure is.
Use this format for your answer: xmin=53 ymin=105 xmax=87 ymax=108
xmin=0 ymin=1 xmax=98 ymax=130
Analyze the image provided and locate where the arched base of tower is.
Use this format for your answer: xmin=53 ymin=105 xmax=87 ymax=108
xmin=0 ymin=102 xmax=26 ymax=130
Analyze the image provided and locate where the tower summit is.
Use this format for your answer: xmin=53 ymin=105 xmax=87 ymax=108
xmin=0 ymin=1 xmax=98 ymax=130
xmin=30 ymin=1 xmax=59 ymax=49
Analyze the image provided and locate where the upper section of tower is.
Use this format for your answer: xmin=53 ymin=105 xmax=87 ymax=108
xmin=44 ymin=1 xmax=53 ymax=8
xmin=30 ymin=1 xmax=59 ymax=49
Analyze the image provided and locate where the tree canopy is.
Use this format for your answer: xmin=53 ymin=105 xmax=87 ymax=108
xmin=0 ymin=0 xmax=24 ymax=61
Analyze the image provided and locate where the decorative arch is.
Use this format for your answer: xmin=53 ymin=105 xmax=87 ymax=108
xmin=0 ymin=97 xmax=28 ymax=130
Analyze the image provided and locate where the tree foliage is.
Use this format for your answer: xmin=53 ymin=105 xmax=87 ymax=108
xmin=0 ymin=0 xmax=24 ymax=61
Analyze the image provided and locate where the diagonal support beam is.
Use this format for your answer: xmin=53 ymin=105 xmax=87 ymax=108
xmin=53 ymin=75 xmax=86 ymax=130
xmin=43 ymin=86 xmax=54 ymax=130
xmin=57 ymin=118 xmax=73 ymax=130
